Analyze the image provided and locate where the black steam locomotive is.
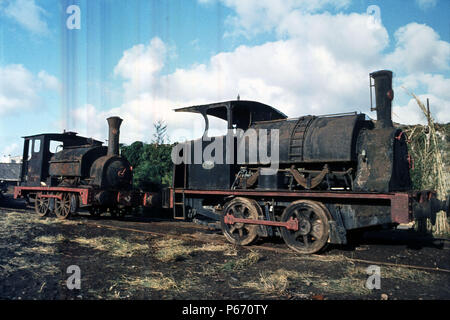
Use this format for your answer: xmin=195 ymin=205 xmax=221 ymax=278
xmin=14 ymin=117 xmax=155 ymax=219
xmin=170 ymin=70 xmax=448 ymax=253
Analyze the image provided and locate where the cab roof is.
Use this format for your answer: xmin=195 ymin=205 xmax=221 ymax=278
xmin=174 ymin=100 xmax=287 ymax=123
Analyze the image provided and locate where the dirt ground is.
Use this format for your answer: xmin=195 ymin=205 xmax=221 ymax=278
xmin=0 ymin=194 xmax=449 ymax=300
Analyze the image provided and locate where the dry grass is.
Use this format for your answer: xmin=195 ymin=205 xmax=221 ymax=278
xmin=221 ymin=251 xmax=261 ymax=271
xmin=382 ymin=266 xmax=434 ymax=282
xmin=21 ymin=246 xmax=56 ymax=255
xmin=153 ymin=238 xmax=195 ymax=262
xmin=1 ymin=255 xmax=60 ymax=277
xmin=34 ymin=234 xmax=66 ymax=244
xmin=111 ymin=271 xmax=203 ymax=298
xmin=123 ymin=272 xmax=179 ymax=291
xmin=71 ymin=236 xmax=149 ymax=257
xmin=242 ymin=269 xmax=303 ymax=294
xmin=403 ymin=92 xmax=449 ymax=235
xmin=241 ymin=265 xmax=372 ymax=296
xmin=152 ymin=238 xmax=237 ymax=262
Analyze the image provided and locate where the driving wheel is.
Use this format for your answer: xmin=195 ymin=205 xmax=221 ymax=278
xmin=220 ymin=197 xmax=262 ymax=246
xmin=280 ymin=200 xmax=329 ymax=254
xmin=55 ymin=193 xmax=71 ymax=220
xmin=35 ymin=193 xmax=50 ymax=217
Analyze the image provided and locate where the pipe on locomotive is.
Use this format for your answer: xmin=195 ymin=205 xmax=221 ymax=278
xmin=370 ymin=70 xmax=394 ymax=128
xmin=107 ymin=116 xmax=123 ymax=156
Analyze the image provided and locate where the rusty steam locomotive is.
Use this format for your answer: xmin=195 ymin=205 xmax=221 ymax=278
xmin=13 ymin=69 xmax=448 ymax=254
xmin=14 ymin=117 xmax=157 ymax=219
xmin=169 ymin=70 xmax=448 ymax=253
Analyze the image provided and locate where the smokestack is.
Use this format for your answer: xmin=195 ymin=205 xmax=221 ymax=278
xmin=107 ymin=116 xmax=123 ymax=156
xmin=370 ymin=70 xmax=394 ymax=128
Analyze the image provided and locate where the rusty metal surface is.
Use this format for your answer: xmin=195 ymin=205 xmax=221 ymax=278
xmin=370 ymin=70 xmax=393 ymax=129
xmin=107 ymin=117 xmax=123 ymax=156
xmin=49 ymin=146 xmax=107 ymax=178
xmin=14 ymin=186 xmax=91 ymax=205
xmin=89 ymin=155 xmax=132 ymax=189
xmin=391 ymin=192 xmax=411 ymax=224
xmin=224 ymin=213 xmax=299 ymax=231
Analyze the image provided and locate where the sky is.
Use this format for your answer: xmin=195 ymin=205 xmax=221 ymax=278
xmin=0 ymin=0 xmax=449 ymax=160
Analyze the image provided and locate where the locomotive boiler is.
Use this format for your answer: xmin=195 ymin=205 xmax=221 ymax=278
xmin=169 ymin=70 xmax=448 ymax=253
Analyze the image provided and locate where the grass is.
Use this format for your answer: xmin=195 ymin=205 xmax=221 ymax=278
xmin=21 ymin=246 xmax=56 ymax=255
xmin=242 ymin=269 xmax=303 ymax=294
xmin=221 ymin=251 xmax=261 ymax=271
xmin=71 ymin=236 xmax=149 ymax=257
xmin=34 ymin=234 xmax=66 ymax=244
xmin=122 ymin=272 xmax=179 ymax=291
xmin=152 ymin=238 xmax=237 ymax=262
xmin=153 ymin=238 xmax=195 ymax=262
xmin=241 ymin=265 xmax=372 ymax=297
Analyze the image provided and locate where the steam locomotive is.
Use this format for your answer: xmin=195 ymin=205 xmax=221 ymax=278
xmin=14 ymin=117 xmax=157 ymax=219
xmin=169 ymin=70 xmax=448 ymax=253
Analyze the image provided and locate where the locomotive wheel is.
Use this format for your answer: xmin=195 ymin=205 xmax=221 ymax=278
xmin=55 ymin=193 xmax=71 ymax=220
xmin=220 ymin=197 xmax=261 ymax=246
xmin=280 ymin=200 xmax=329 ymax=254
xmin=35 ymin=194 xmax=50 ymax=217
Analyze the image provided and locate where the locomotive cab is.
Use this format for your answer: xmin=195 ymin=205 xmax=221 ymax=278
xmin=19 ymin=132 xmax=103 ymax=187
xmin=173 ymin=100 xmax=288 ymax=190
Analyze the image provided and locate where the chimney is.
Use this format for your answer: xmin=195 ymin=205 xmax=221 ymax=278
xmin=107 ymin=116 xmax=123 ymax=156
xmin=370 ymin=70 xmax=394 ymax=128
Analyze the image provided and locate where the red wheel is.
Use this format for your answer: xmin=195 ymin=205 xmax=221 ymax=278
xmin=55 ymin=193 xmax=71 ymax=220
xmin=34 ymin=193 xmax=50 ymax=217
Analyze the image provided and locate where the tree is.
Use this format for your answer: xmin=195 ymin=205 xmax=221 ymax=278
xmin=121 ymin=141 xmax=144 ymax=168
xmin=120 ymin=121 xmax=173 ymax=191
xmin=152 ymin=120 xmax=168 ymax=144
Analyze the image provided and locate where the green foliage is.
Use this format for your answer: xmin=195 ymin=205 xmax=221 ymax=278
xmin=120 ymin=121 xmax=173 ymax=191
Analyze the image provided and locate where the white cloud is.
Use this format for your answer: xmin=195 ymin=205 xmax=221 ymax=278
xmin=2 ymin=0 xmax=49 ymax=35
xmin=393 ymin=94 xmax=450 ymax=125
xmin=385 ymin=23 xmax=450 ymax=73
xmin=212 ymin=0 xmax=351 ymax=37
xmin=393 ymin=73 xmax=450 ymax=124
xmin=114 ymin=37 xmax=167 ymax=100
xmin=0 ymin=64 xmax=59 ymax=115
xmin=277 ymin=12 xmax=389 ymax=65
xmin=415 ymin=0 xmax=438 ymax=10
xmin=37 ymin=70 xmax=60 ymax=91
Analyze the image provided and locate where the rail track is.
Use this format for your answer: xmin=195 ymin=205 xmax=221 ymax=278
xmin=1 ymin=203 xmax=449 ymax=274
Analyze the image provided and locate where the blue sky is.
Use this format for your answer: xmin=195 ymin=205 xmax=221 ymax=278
xmin=0 ymin=0 xmax=449 ymax=160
